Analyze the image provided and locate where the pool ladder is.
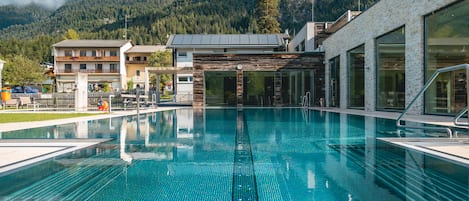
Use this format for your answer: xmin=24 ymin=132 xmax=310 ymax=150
xmin=396 ymin=63 xmax=469 ymax=138
xmin=302 ymin=92 xmax=311 ymax=108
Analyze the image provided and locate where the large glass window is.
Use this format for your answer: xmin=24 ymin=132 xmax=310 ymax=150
xmin=243 ymin=71 xmax=274 ymax=106
xmin=243 ymin=70 xmax=314 ymax=107
xmin=348 ymin=45 xmax=365 ymax=109
xmin=376 ymin=27 xmax=406 ymax=111
xmin=329 ymin=56 xmax=340 ymax=107
xmin=280 ymin=71 xmax=314 ymax=106
xmin=425 ymin=1 xmax=469 ymax=114
xmin=205 ymin=71 xmax=237 ymax=106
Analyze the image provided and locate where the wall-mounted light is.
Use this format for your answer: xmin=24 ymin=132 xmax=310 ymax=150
xmin=236 ymin=64 xmax=243 ymax=70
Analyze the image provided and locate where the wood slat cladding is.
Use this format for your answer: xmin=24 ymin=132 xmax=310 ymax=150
xmin=194 ymin=54 xmax=323 ymax=70
xmin=192 ymin=53 xmax=325 ymax=107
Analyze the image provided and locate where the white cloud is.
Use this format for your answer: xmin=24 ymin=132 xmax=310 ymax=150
xmin=0 ymin=0 xmax=69 ymax=9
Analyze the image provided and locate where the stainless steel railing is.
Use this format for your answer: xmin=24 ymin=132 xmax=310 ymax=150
xmin=302 ymin=92 xmax=311 ymax=108
xmin=453 ymin=107 xmax=468 ymax=126
xmin=396 ymin=63 xmax=469 ymax=138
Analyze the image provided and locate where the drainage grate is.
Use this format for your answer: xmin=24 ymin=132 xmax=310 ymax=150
xmin=232 ymin=111 xmax=258 ymax=201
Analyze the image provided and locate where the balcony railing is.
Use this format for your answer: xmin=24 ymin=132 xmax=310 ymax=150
xmin=55 ymin=56 xmax=120 ymax=62
xmin=55 ymin=69 xmax=120 ymax=74
xmin=126 ymin=60 xmax=149 ymax=64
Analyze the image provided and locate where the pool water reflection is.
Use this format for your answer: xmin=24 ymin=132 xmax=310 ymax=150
xmin=0 ymin=108 xmax=467 ymax=201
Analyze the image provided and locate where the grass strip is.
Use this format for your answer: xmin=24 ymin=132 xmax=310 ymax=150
xmin=0 ymin=113 xmax=102 ymax=123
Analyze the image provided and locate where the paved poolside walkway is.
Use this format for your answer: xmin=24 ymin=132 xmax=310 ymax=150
xmin=310 ymin=107 xmax=468 ymax=128
xmin=379 ymin=138 xmax=469 ymax=167
xmin=0 ymin=107 xmax=186 ymax=132
xmin=312 ymin=107 xmax=469 ymax=166
xmin=0 ymin=139 xmax=112 ymax=175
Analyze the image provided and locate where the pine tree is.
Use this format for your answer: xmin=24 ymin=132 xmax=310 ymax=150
xmin=256 ymin=0 xmax=281 ymax=33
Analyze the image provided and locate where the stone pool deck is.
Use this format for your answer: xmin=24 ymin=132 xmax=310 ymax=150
xmin=313 ymin=107 xmax=469 ymax=166
xmin=0 ymin=139 xmax=112 ymax=175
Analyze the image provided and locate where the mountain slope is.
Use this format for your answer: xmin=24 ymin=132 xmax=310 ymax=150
xmin=0 ymin=0 xmax=378 ymax=44
xmin=0 ymin=0 xmax=379 ymax=63
xmin=0 ymin=4 xmax=51 ymax=30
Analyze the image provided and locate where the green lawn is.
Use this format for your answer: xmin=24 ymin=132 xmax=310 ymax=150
xmin=0 ymin=113 xmax=101 ymax=123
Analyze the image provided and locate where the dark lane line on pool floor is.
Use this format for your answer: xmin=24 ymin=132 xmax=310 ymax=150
xmin=232 ymin=110 xmax=258 ymax=201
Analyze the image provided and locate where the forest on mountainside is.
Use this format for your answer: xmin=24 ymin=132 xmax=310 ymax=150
xmin=0 ymin=4 xmax=51 ymax=30
xmin=0 ymin=0 xmax=378 ymax=63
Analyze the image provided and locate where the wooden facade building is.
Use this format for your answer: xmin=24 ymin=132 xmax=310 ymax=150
xmin=192 ymin=53 xmax=325 ymax=107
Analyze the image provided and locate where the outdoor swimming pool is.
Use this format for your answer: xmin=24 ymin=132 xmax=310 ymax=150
xmin=0 ymin=108 xmax=467 ymax=200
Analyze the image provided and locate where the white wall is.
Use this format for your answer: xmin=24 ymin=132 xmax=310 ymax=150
xmin=174 ymin=49 xmax=194 ymax=67
xmin=120 ymin=42 xmax=133 ymax=89
xmin=289 ymin=22 xmax=317 ymax=52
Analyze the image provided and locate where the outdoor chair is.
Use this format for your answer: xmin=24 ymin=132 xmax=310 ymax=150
xmin=2 ymin=99 xmax=19 ymax=110
xmin=19 ymin=96 xmax=37 ymax=109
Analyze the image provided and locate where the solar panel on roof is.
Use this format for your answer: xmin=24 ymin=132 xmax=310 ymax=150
xmin=239 ymin=35 xmax=249 ymax=45
xmin=201 ymin=35 xmax=211 ymax=44
xmin=229 ymin=35 xmax=238 ymax=45
xmin=193 ymin=35 xmax=202 ymax=45
xmin=173 ymin=36 xmax=184 ymax=45
xmin=267 ymin=35 xmax=277 ymax=44
xmin=211 ymin=35 xmax=219 ymax=45
xmin=249 ymin=35 xmax=258 ymax=45
xmin=168 ymin=34 xmax=284 ymax=47
xmin=258 ymin=35 xmax=268 ymax=44
xmin=218 ymin=35 xmax=228 ymax=45
xmin=182 ymin=35 xmax=192 ymax=44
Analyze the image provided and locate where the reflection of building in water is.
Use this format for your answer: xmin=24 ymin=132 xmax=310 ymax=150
xmin=176 ymin=109 xmax=194 ymax=139
xmin=124 ymin=115 xmax=149 ymax=142
xmin=50 ymin=119 xmax=120 ymax=139
xmin=175 ymin=109 xmax=195 ymax=160
xmin=117 ymin=109 xmax=201 ymax=163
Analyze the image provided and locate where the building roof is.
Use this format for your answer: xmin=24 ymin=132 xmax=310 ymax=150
xmin=166 ymin=34 xmax=287 ymax=49
xmin=53 ymin=40 xmax=132 ymax=48
xmin=125 ymin=45 xmax=167 ymax=53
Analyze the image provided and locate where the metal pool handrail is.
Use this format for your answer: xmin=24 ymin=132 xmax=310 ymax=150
xmin=396 ymin=63 xmax=469 ymax=138
xmin=453 ymin=107 xmax=468 ymax=126
xmin=302 ymin=92 xmax=311 ymax=108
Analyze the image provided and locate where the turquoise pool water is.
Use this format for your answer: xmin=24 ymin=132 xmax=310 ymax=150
xmin=0 ymin=108 xmax=467 ymax=200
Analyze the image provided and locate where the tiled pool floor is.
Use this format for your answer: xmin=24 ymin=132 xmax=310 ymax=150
xmin=0 ymin=107 xmax=468 ymax=176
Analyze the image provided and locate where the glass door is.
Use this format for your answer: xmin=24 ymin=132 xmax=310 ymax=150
xmin=205 ymin=71 xmax=237 ymax=106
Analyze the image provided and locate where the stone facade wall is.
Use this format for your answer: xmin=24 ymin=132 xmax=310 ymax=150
xmin=192 ymin=53 xmax=324 ymax=107
xmin=323 ymin=0 xmax=458 ymax=114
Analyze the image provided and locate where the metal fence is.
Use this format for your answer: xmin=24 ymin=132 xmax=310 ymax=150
xmin=6 ymin=91 xmax=191 ymax=111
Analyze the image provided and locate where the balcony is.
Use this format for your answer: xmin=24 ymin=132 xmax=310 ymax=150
xmin=126 ymin=60 xmax=149 ymax=64
xmin=55 ymin=56 xmax=120 ymax=62
xmin=55 ymin=69 xmax=120 ymax=74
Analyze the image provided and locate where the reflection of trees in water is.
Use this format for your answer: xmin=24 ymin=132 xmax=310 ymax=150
xmin=427 ymin=1 xmax=468 ymax=38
